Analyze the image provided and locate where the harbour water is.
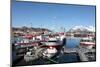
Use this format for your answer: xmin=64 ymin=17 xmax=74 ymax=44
xmin=54 ymin=38 xmax=81 ymax=63
xmin=66 ymin=38 xmax=81 ymax=48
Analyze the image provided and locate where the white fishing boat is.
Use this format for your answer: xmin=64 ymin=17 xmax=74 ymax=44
xmin=80 ymin=37 xmax=95 ymax=49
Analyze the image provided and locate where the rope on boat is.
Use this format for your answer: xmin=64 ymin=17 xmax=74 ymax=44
xmin=46 ymin=58 xmax=59 ymax=64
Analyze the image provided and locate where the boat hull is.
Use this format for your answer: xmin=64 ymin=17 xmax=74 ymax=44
xmin=80 ymin=42 xmax=95 ymax=49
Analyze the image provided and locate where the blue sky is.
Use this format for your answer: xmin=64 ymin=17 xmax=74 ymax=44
xmin=12 ymin=0 xmax=96 ymax=31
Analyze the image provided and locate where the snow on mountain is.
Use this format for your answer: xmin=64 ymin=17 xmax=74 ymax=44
xmin=69 ymin=25 xmax=95 ymax=32
xmin=86 ymin=26 xmax=95 ymax=32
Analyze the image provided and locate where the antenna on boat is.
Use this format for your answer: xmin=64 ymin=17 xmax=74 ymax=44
xmin=30 ymin=22 xmax=32 ymax=28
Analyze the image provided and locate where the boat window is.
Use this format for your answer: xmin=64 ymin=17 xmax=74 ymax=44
xmin=48 ymin=41 xmax=57 ymax=42
xmin=81 ymin=39 xmax=93 ymax=42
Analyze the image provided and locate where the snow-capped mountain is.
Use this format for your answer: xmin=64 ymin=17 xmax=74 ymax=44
xmin=86 ymin=26 xmax=95 ymax=32
xmin=68 ymin=26 xmax=95 ymax=32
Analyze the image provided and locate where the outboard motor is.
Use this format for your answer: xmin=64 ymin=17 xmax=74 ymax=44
xmin=62 ymin=37 xmax=66 ymax=46
xmin=60 ymin=35 xmax=66 ymax=46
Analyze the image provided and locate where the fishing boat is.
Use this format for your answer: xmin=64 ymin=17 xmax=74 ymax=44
xmin=40 ymin=34 xmax=66 ymax=58
xmin=80 ymin=37 xmax=95 ymax=49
